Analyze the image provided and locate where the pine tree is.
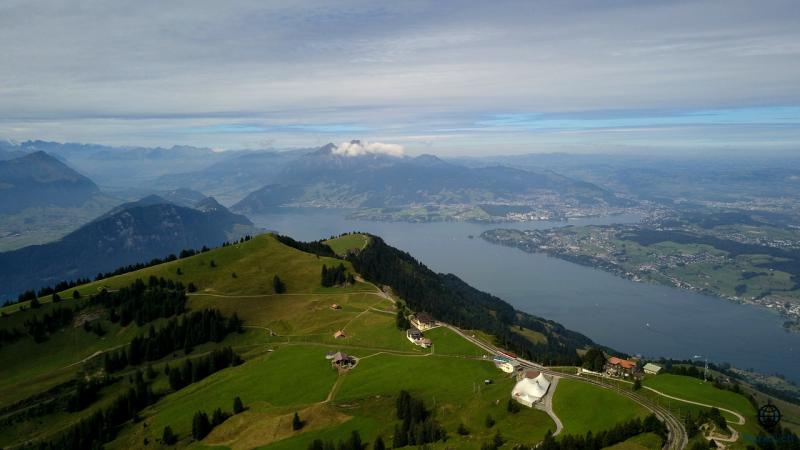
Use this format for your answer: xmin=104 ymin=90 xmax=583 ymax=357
xmin=162 ymin=425 xmax=177 ymax=445
xmin=273 ymin=275 xmax=286 ymax=294
xmin=485 ymin=414 xmax=495 ymax=428
xmin=72 ymin=290 xmax=81 ymax=299
xmin=633 ymin=378 xmax=642 ymax=390
xmin=292 ymin=412 xmax=303 ymax=430
xmin=191 ymin=411 xmax=211 ymax=440
xmin=233 ymin=396 xmax=244 ymax=414
xmin=373 ymin=435 xmax=386 ymax=450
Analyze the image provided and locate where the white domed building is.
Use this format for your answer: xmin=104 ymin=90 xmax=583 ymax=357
xmin=511 ymin=370 xmax=551 ymax=407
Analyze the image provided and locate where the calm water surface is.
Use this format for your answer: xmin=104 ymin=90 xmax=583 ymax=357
xmin=252 ymin=209 xmax=799 ymax=382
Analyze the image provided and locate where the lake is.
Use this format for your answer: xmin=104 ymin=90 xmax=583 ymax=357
xmin=251 ymin=208 xmax=800 ymax=382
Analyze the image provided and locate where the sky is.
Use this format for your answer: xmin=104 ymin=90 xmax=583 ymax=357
xmin=1 ymin=0 xmax=800 ymax=156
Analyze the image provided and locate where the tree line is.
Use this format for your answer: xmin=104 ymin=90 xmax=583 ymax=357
xmin=104 ymin=309 xmax=242 ymax=373
xmin=88 ymin=277 xmax=187 ymax=327
xmin=167 ymin=347 xmax=242 ymax=391
xmin=26 ymin=370 xmax=155 ymax=450
xmin=392 ymin=390 xmax=447 ymax=448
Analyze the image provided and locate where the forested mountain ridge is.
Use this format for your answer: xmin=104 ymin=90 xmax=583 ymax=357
xmin=0 ymin=199 xmax=255 ymax=300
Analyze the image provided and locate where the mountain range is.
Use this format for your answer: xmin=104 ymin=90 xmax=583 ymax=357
xmin=233 ymin=142 xmax=627 ymax=213
xmin=0 ymin=151 xmax=101 ymax=214
xmin=0 ymin=196 xmax=256 ymax=299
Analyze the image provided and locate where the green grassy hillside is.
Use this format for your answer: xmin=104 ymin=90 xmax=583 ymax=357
xmin=0 ymin=233 xmax=680 ymax=449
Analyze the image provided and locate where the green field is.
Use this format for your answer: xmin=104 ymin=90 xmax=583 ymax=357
xmin=553 ymin=379 xmax=649 ymax=436
xmin=324 ymin=234 xmax=370 ymax=256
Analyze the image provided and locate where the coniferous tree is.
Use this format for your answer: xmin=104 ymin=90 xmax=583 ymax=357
xmin=273 ymin=275 xmax=286 ymax=294
xmin=73 ymin=290 xmax=81 ymax=299
xmin=162 ymin=425 xmax=177 ymax=445
xmin=292 ymin=411 xmax=303 ymax=430
xmin=373 ymin=435 xmax=386 ymax=450
xmin=192 ymin=411 xmax=211 ymax=440
xmin=233 ymin=396 xmax=244 ymax=414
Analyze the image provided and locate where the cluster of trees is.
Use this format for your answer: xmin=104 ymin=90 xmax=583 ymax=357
xmin=685 ymin=407 xmax=728 ymax=437
xmin=306 ymin=431 xmax=369 ymax=450
xmin=347 ymin=236 xmax=590 ymax=365
xmin=392 ymin=390 xmax=446 ymax=448
xmin=274 ymin=234 xmax=337 ymax=257
xmin=65 ymin=377 xmax=115 ymax=413
xmin=32 ymin=371 xmax=156 ymax=450
xmin=89 ymin=277 xmax=187 ymax=327
xmin=82 ymin=319 xmax=105 ymax=337
xmin=187 ymin=396 xmax=245 ymax=442
xmin=104 ymin=309 xmax=242 ymax=373
xmin=220 ymin=235 xmax=254 ymax=247
xmin=668 ymin=364 xmax=714 ymax=382
xmin=0 ymin=377 xmax=102 ymax=428
xmin=14 ymin=278 xmax=91 ymax=305
xmin=396 ymin=307 xmax=411 ymax=329
xmin=191 ymin=407 xmax=231 ymax=441
xmin=538 ymin=414 xmax=667 ymax=450
xmin=321 ymin=263 xmax=355 ymax=287
xmin=581 ymin=348 xmax=608 ymax=372
xmin=24 ymin=306 xmax=75 ymax=342
xmin=167 ymin=347 xmax=242 ymax=391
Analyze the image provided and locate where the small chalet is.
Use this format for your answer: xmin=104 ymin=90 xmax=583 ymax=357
xmin=334 ymin=330 xmax=347 ymax=339
xmin=411 ymin=313 xmax=437 ymax=331
xmin=605 ymin=356 xmax=639 ymax=377
xmin=330 ymin=304 xmax=342 ymax=310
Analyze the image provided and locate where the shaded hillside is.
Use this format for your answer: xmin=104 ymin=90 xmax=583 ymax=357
xmin=0 ymin=151 xmax=100 ymax=213
xmin=233 ymin=142 xmax=626 ymax=213
xmin=0 ymin=199 xmax=255 ymax=299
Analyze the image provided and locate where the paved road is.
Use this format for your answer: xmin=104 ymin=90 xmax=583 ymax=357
xmin=445 ymin=325 xmax=688 ymax=450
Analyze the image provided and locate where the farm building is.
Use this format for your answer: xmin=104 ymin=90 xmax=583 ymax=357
xmin=330 ymin=304 xmax=342 ymax=310
xmin=511 ymin=370 xmax=551 ymax=407
xmin=406 ymin=328 xmax=433 ymax=348
xmin=334 ymin=330 xmax=347 ymax=339
xmin=410 ymin=313 xmax=437 ymax=331
xmin=643 ymin=363 xmax=662 ymax=375
xmin=605 ymin=357 xmax=639 ymax=378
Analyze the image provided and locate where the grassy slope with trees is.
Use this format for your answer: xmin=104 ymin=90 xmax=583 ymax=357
xmin=1 ymin=232 xmax=769 ymax=449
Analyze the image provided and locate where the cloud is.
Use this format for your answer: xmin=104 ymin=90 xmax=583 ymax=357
xmin=0 ymin=0 xmax=799 ymax=154
xmin=333 ymin=140 xmax=405 ymax=157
